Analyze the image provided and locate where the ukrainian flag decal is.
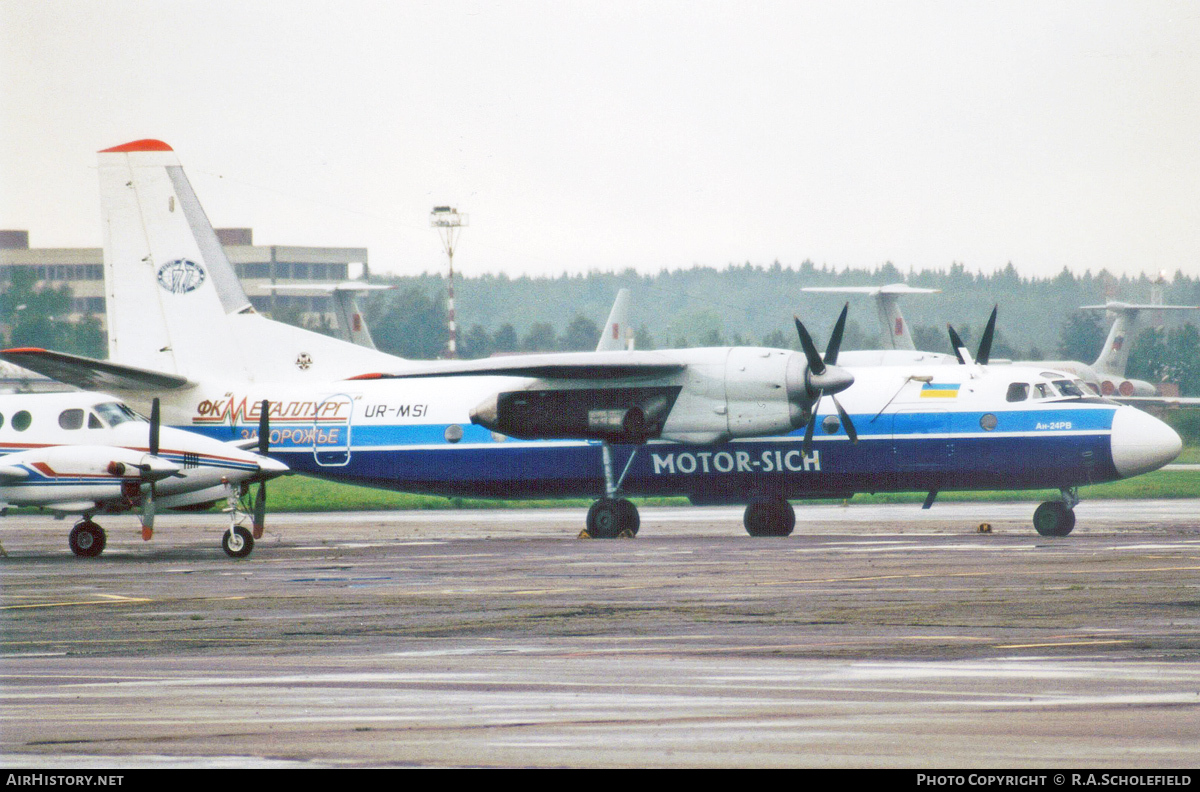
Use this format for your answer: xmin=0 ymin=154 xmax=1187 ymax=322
xmin=920 ymin=383 xmax=960 ymax=399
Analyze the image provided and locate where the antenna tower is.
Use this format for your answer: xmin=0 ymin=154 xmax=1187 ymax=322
xmin=430 ymin=206 xmax=468 ymax=358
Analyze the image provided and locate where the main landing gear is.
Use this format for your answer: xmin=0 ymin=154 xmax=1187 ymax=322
xmin=1033 ymin=488 xmax=1078 ymax=537
xmin=68 ymin=519 xmax=106 ymax=558
xmin=583 ymin=444 xmax=641 ymax=539
xmin=743 ymin=496 xmax=796 ymax=537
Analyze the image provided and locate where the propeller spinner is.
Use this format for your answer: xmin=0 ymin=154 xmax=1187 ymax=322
xmin=788 ymin=304 xmax=858 ymax=455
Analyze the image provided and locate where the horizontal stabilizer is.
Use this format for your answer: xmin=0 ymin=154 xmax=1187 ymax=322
xmin=1080 ymin=302 xmax=1200 ymax=312
xmin=803 ymin=284 xmax=941 ymax=296
xmin=348 ymin=351 xmax=686 ymax=381
xmin=0 ymin=348 xmax=192 ymax=391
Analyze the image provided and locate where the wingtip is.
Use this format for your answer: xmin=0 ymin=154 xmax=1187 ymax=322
xmin=99 ymin=139 xmax=174 ymax=153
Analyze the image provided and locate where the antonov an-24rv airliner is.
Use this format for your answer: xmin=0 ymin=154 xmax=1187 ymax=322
xmin=1 ymin=140 xmax=1183 ymax=547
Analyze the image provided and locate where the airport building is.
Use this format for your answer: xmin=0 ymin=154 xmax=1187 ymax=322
xmin=0 ymin=228 xmax=368 ymax=328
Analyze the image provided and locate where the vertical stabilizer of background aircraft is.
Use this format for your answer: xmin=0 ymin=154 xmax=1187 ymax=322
xmin=258 ymin=282 xmax=396 ymax=350
xmin=596 ymin=288 xmax=633 ymax=351
xmin=1080 ymin=301 xmax=1200 ymax=379
xmin=802 ymin=284 xmax=940 ymax=351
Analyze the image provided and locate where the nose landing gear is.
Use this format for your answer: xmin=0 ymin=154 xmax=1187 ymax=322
xmin=1033 ymin=488 xmax=1078 ymax=537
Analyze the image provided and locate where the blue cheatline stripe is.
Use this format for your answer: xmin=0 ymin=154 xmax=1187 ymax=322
xmin=182 ymin=404 xmax=1116 ymax=449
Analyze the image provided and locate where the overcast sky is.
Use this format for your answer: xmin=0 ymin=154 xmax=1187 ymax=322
xmin=2 ymin=1 xmax=1198 ymax=280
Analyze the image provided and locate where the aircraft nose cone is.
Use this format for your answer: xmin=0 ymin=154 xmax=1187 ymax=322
xmin=1110 ymin=406 xmax=1182 ymax=478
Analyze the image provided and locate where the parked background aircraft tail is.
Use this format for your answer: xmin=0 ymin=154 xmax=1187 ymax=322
xmin=1080 ymin=302 xmax=1200 ymax=377
xmin=802 ymin=284 xmax=940 ymax=351
xmin=98 ymin=140 xmax=401 ymax=383
xmin=596 ymin=288 xmax=633 ymax=351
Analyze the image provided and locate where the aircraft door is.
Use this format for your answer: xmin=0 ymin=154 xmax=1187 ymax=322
xmin=892 ymin=409 xmax=953 ymax=471
xmin=312 ymin=393 xmax=355 ymax=467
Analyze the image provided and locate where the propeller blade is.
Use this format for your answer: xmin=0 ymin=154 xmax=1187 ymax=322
xmin=947 ymin=324 xmax=967 ymax=364
xmin=976 ymin=306 xmax=998 ymax=365
xmin=141 ymin=482 xmax=156 ymax=540
xmin=252 ymin=481 xmax=266 ymax=539
xmin=149 ymin=397 xmax=161 ymax=457
xmin=793 ymin=316 xmax=825 ymax=376
xmin=258 ymin=400 xmax=270 ymax=456
xmin=832 ymin=395 xmax=858 ymax=444
xmin=824 ymin=303 xmax=849 ymax=366
xmin=802 ymin=393 xmax=821 ymax=457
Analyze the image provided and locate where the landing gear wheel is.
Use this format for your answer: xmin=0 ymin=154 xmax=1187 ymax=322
xmin=744 ymin=497 xmax=796 ymax=537
xmin=222 ymin=525 xmax=255 ymax=558
xmin=68 ymin=520 xmax=106 ymax=558
xmin=586 ymin=497 xmax=640 ymax=538
xmin=1033 ymin=501 xmax=1076 ymax=537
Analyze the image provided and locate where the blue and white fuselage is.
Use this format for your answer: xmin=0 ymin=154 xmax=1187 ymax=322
xmin=174 ymin=361 xmax=1178 ymax=504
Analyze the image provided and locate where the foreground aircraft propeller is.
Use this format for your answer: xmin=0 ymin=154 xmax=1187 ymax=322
xmin=791 ymin=303 xmax=858 ymax=456
xmin=136 ymin=397 xmax=174 ymax=540
xmin=253 ymin=400 xmax=269 ymax=539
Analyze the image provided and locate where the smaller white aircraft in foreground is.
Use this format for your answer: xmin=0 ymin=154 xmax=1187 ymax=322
xmin=0 ymin=391 xmax=289 ymax=557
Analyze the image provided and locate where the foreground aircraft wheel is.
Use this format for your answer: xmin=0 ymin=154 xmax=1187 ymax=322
xmin=586 ymin=497 xmax=640 ymax=538
xmin=68 ymin=521 xmax=107 ymax=558
xmin=743 ymin=497 xmax=796 ymax=537
xmin=1033 ymin=501 xmax=1076 ymax=537
xmin=222 ymin=525 xmax=255 ymax=558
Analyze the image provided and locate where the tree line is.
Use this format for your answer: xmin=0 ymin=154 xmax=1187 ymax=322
xmin=4 ymin=260 xmax=1200 ymax=394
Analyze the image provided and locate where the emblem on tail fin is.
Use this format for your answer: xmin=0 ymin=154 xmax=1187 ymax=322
xmin=156 ymin=259 xmax=206 ymax=294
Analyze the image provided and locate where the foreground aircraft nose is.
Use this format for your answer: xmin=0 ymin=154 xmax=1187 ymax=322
xmin=1110 ymin=406 xmax=1182 ymax=478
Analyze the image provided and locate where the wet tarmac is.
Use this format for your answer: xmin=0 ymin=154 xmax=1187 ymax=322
xmin=2 ymin=501 xmax=1199 ymax=767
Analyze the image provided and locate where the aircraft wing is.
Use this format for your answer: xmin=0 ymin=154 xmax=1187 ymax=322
xmin=0 ymin=348 xmax=193 ymax=391
xmin=348 ymin=350 xmax=686 ymax=381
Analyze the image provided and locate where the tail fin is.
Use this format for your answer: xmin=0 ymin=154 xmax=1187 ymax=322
xmin=1081 ymin=301 xmax=1200 ymax=376
xmin=596 ymin=289 xmax=633 ymax=351
xmin=99 ymin=140 xmax=401 ymax=383
xmin=802 ymin=284 xmax=940 ymax=351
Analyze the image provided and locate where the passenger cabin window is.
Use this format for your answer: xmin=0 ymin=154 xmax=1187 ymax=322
xmin=93 ymin=402 xmax=142 ymax=426
xmin=12 ymin=411 xmax=31 ymax=431
xmin=0 ymin=413 xmax=4 ymax=429
xmin=58 ymin=409 xmax=85 ymax=430
xmin=1006 ymin=383 xmax=1029 ymax=402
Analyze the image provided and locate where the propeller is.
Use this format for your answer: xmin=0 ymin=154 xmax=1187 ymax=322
xmin=140 ymin=398 xmax=162 ymax=540
xmin=948 ymin=306 xmax=998 ymax=367
xmin=789 ymin=303 xmax=858 ymax=456
xmin=252 ymin=400 xmax=269 ymax=538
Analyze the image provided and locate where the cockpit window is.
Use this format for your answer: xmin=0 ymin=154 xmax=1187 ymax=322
xmin=93 ymin=402 xmax=144 ymax=426
xmin=58 ymin=409 xmax=85 ymax=430
xmin=1054 ymin=379 xmax=1085 ymax=397
xmin=1033 ymin=382 xmax=1056 ymax=399
xmin=88 ymin=412 xmax=103 ymax=429
xmin=1006 ymin=383 xmax=1029 ymax=402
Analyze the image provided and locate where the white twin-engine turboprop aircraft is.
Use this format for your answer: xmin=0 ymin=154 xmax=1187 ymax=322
xmin=0 ymin=391 xmax=288 ymax=557
xmin=0 ymin=140 xmax=1184 ymax=541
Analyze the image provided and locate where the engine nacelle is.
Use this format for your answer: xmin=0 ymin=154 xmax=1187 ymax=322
xmin=471 ymin=386 xmax=680 ymax=443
